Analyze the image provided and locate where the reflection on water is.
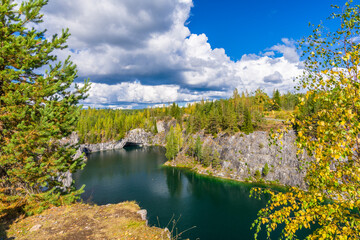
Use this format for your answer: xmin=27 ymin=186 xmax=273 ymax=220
xmin=74 ymin=146 xmax=280 ymax=240
xmin=166 ymin=167 xmax=183 ymax=198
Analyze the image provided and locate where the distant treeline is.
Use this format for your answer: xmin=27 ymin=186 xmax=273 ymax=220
xmin=77 ymin=89 xmax=302 ymax=144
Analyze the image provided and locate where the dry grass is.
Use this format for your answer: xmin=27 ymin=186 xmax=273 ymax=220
xmin=264 ymin=110 xmax=293 ymax=120
xmin=3 ymin=201 xmax=170 ymax=240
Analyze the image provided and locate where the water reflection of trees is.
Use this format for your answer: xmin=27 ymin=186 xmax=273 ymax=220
xmin=164 ymin=167 xmax=183 ymax=197
xmin=75 ymin=146 xmax=166 ymax=183
xmin=181 ymin=170 xmax=270 ymax=206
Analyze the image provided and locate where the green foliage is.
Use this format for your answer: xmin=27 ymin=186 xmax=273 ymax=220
xmin=76 ymin=88 xmax=302 ymax=144
xmin=165 ymin=126 xmax=176 ymax=160
xmin=194 ymin=136 xmax=202 ymax=162
xmin=201 ymin=145 xmax=212 ymax=167
xmin=254 ymin=170 xmax=261 ymax=180
xmin=212 ymin=149 xmax=221 ymax=168
xmin=189 ymin=138 xmax=221 ymax=168
xmin=0 ymin=0 xmax=90 ymax=216
xmin=242 ymin=106 xmax=253 ymax=134
xmin=174 ymin=123 xmax=183 ymax=153
xmin=253 ymin=1 xmax=360 ymax=239
xmin=77 ymin=108 xmax=158 ymax=143
xmin=186 ymin=135 xmax=195 ymax=157
xmin=262 ymin=163 xmax=269 ymax=177
xmin=170 ymin=103 xmax=182 ymax=121
xmin=272 ymin=89 xmax=281 ymax=111
xmin=165 ymin=124 xmax=183 ymax=160
xmin=206 ymin=108 xmax=220 ymax=136
xmin=280 ymin=91 xmax=301 ymax=110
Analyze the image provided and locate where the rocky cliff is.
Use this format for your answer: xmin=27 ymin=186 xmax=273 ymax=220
xmin=73 ymin=121 xmax=306 ymax=188
xmin=172 ymin=130 xmax=307 ymax=188
xmin=79 ymin=128 xmax=153 ymax=154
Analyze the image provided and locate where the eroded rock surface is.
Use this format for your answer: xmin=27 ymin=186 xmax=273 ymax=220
xmin=176 ymin=130 xmax=307 ymax=188
xmin=72 ymin=123 xmax=306 ymax=187
xmin=6 ymin=202 xmax=168 ymax=240
xmin=80 ymin=128 xmax=153 ymax=153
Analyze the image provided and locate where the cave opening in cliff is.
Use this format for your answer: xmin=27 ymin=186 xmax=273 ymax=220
xmin=123 ymin=142 xmax=143 ymax=149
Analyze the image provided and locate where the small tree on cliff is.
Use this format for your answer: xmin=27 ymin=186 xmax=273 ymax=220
xmin=165 ymin=124 xmax=183 ymax=160
xmin=174 ymin=123 xmax=183 ymax=153
xmin=0 ymin=0 xmax=90 ymax=216
xmin=165 ymin=126 xmax=176 ymax=160
xmin=252 ymin=1 xmax=360 ymax=238
xmin=194 ymin=136 xmax=202 ymax=161
xmin=242 ymin=106 xmax=253 ymax=134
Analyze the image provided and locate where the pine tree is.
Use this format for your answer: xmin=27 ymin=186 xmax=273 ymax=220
xmin=193 ymin=111 xmax=202 ymax=132
xmin=206 ymin=108 xmax=220 ymax=136
xmin=272 ymin=89 xmax=281 ymax=111
xmin=242 ymin=106 xmax=253 ymax=134
xmin=231 ymin=88 xmax=241 ymax=112
xmin=186 ymin=135 xmax=195 ymax=157
xmin=174 ymin=123 xmax=183 ymax=153
xmin=201 ymin=145 xmax=212 ymax=167
xmin=212 ymin=149 xmax=221 ymax=168
xmin=0 ymin=0 xmax=90 ymax=215
xmin=165 ymin=126 xmax=177 ymax=160
xmin=194 ymin=136 xmax=202 ymax=162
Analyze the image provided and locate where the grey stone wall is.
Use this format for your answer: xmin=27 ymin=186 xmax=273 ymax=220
xmin=178 ymin=130 xmax=307 ymax=188
xmin=73 ymin=122 xmax=306 ymax=188
xmin=79 ymin=128 xmax=153 ymax=153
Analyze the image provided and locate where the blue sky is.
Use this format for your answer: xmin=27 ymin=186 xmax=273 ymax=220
xmin=188 ymin=0 xmax=347 ymax=60
xmin=36 ymin=0 xmax=350 ymax=109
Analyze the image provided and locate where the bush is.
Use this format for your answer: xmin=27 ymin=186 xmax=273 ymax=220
xmin=254 ymin=170 xmax=261 ymax=180
xmin=262 ymin=163 xmax=270 ymax=176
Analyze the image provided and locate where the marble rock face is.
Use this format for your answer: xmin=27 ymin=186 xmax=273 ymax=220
xmin=79 ymin=128 xmax=152 ymax=153
xmin=179 ymin=130 xmax=307 ymax=188
xmin=71 ymin=126 xmax=307 ymax=188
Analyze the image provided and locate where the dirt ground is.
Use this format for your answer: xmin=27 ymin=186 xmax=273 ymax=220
xmin=1 ymin=202 xmax=170 ymax=240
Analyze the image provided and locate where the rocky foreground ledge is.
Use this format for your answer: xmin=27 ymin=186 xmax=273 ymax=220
xmin=3 ymin=202 xmax=170 ymax=240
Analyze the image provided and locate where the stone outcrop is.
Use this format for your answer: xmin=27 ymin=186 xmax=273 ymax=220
xmin=174 ymin=130 xmax=307 ymax=188
xmin=73 ymin=121 xmax=306 ymax=188
xmin=6 ymin=202 xmax=169 ymax=239
xmin=58 ymin=129 xmax=153 ymax=189
xmin=57 ymin=171 xmax=73 ymax=189
xmin=58 ymin=132 xmax=82 ymax=190
xmin=80 ymin=128 xmax=153 ymax=154
xmin=152 ymin=120 xmax=175 ymax=146
xmin=80 ymin=141 xmax=125 ymax=154
xmin=125 ymin=129 xmax=153 ymax=146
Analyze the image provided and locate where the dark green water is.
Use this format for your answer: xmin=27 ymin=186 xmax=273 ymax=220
xmin=74 ymin=146 xmax=280 ymax=240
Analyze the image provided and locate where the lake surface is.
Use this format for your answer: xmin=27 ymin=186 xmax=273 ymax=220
xmin=74 ymin=146 xmax=280 ymax=239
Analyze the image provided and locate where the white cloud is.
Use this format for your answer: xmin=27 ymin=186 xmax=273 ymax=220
xmin=30 ymin=0 xmax=304 ymax=108
xmin=79 ymin=81 xmax=229 ymax=108
xmin=269 ymin=38 xmax=300 ymax=63
xmin=263 ymin=71 xmax=284 ymax=84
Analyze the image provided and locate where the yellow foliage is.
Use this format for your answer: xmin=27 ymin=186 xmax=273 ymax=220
xmin=252 ymin=1 xmax=360 ymax=239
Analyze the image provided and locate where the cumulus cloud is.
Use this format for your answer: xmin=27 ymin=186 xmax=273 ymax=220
xmin=269 ymin=38 xmax=300 ymax=63
xmin=263 ymin=71 xmax=284 ymax=84
xmin=30 ymin=0 xmax=304 ymax=108
xmin=42 ymin=0 xmax=181 ymax=49
xmin=80 ymin=81 xmax=229 ymax=108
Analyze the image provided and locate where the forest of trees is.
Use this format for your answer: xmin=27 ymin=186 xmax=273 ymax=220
xmin=77 ymin=89 xmax=302 ymax=144
xmin=2 ymin=0 xmax=359 ymax=238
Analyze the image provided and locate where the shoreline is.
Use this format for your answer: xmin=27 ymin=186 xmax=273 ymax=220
xmin=162 ymin=156 xmax=288 ymax=190
xmin=76 ymin=127 xmax=306 ymax=188
xmin=80 ymin=144 xmax=288 ymax=189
